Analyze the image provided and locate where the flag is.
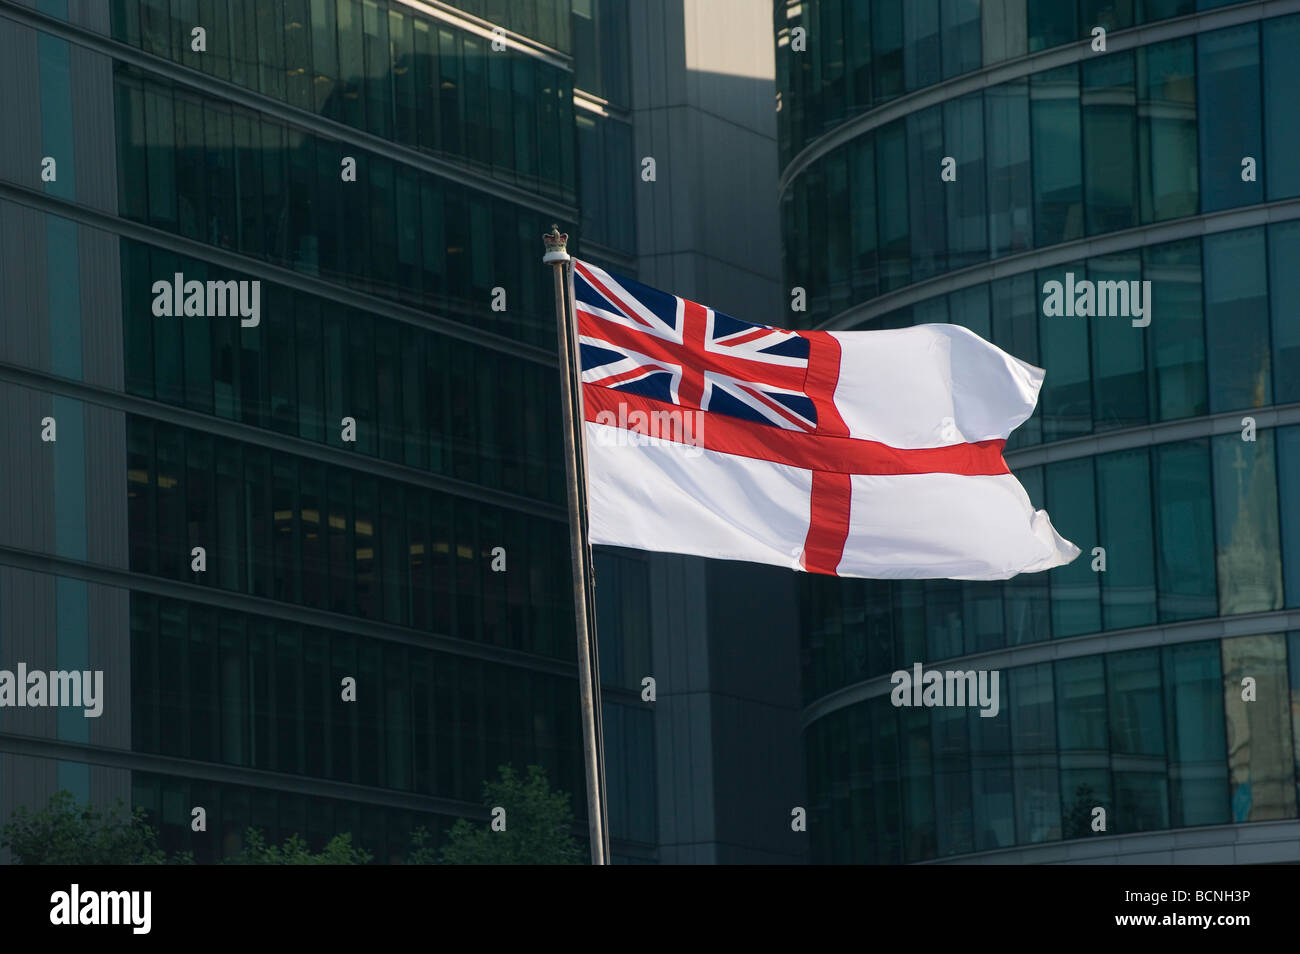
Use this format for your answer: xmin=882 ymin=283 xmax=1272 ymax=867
xmin=574 ymin=260 xmax=1080 ymax=580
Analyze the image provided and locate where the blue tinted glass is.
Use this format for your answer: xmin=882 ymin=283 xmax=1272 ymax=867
xmin=1197 ymin=25 xmax=1263 ymax=212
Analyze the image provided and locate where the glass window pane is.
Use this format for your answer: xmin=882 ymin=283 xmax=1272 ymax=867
xmin=1212 ymin=431 xmax=1283 ymax=615
xmin=981 ymin=0 xmax=1027 ymax=64
xmin=1047 ymin=456 xmax=1101 ymax=637
xmin=992 ymin=273 xmax=1041 ymax=448
xmin=1056 ymin=656 xmax=1111 ymax=839
xmin=985 ymin=80 xmax=1033 ymax=257
xmin=1096 ymin=448 xmax=1156 ymax=630
xmin=1088 ymin=251 xmax=1146 ymax=431
xmin=1010 ymin=663 xmax=1061 ymax=844
xmin=1138 ymin=38 xmax=1197 ymax=222
xmin=1268 ymin=222 xmax=1300 ymax=404
xmin=1280 ymin=426 xmax=1300 ymax=609
xmin=1162 ymin=640 xmax=1228 ymax=826
xmin=875 ymin=121 xmax=910 ymax=290
xmin=1197 ymin=24 xmax=1263 ymax=212
xmin=1222 ymin=634 xmax=1296 ymax=821
xmin=1027 ymin=0 xmax=1077 ymax=52
xmin=1082 ymin=52 xmax=1137 ymax=234
xmin=872 ymin=0 xmax=904 ymax=104
xmin=903 ymin=0 xmax=941 ymax=91
xmin=1203 ymin=228 xmax=1270 ymax=413
xmin=941 ymin=0 xmax=981 ymax=79
xmin=1264 ymin=16 xmax=1300 ymax=199
xmin=1106 ymin=648 xmax=1169 ymax=832
xmin=944 ymin=93 xmax=986 ymax=269
xmin=1154 ymin=439 xmax=1217 ymax=621
xmin=1031 ymin=65 xmax=1083 ymax=246
xmin=1037 ymin=261 xmax=1091 ymax=441
xmin=1143 ymin=238 xmax=1205 ymax=421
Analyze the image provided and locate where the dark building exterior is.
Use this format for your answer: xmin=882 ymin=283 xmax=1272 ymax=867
xmin=0 ymin=0 xmax=655 ymax=863
xmin=0 ymin=0 xmax=801 ymax=866
xmin=776 ymin=0 xmax=1300 ymax=863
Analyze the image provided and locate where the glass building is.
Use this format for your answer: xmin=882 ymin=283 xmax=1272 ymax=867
xmin=776 ymin=0 xmax=1300 ymax=863
xmin=0 ymin=0 xmax=658 ymax=863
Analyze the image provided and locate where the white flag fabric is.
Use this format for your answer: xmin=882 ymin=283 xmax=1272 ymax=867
xmin=574 ymin=260 xmax=1079 ymax=580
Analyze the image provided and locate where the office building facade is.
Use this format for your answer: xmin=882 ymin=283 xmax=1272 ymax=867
xmin=0 ymin=0 xmax=799 ymax=865
xmin=0 ymin=0 xmax=665 ymax=863
xmin=776 ymin=0 xmax=1300 ymax=863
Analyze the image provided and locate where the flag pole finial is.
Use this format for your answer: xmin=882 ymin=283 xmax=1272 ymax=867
xmin=543 ymin=224 xmax=570 ymax=263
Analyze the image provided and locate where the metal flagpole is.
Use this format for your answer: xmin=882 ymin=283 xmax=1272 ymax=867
xmin=543 ymin=225 xmax=610 ymax=865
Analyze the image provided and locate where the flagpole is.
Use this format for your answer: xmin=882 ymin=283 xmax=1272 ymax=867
xmin=543 ymin=226 xmax=610 ymax=865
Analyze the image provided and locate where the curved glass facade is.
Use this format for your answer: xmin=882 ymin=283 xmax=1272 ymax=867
xmin=779 ymin=14 xmax=1300 ymax=328
xmin=807 ymin=632 xmax=1300 ymax=862
xmin=783 ymin=3 xmax=1300 ymax=863
xmin=775 ymin=0 xmax=1268 ymax=169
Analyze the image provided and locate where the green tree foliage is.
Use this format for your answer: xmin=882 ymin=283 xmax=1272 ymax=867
xmin=1 ymin=790 xmax=171 ymax=865
xmin=428 ymin=764 xmax=583 ymax=865
xmin=2 ymin=791 xmax=370 ymax=865
xmin=226 ymin=828 xmax=371 ymax=865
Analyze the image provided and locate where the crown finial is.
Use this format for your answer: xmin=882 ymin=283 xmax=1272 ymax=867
xmin=543 ymin=224 xmax=570 ymax=263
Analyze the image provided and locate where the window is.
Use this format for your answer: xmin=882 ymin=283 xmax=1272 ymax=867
xmin=1162 ymin=640 xmax=1228 ymax=826
xmin=1027 ymin=0 xmax=1077 ymax=52
xmin=1081 ymin=0 xmax=1132 ymax=31
xmin=944 ymin=93 xmax=986 ymax=269
xmin=1095 ymin=448 xmax=1156 ymax=630
xmin=1268 ymin=222 xmax=1300 ymax=404
xmin=941 ymin=0 xmax=981 ymax=79
xmin=1280 ymin=427 xmax=1300 ymax=609
xmin=1154 ymin=440 xmax=1217 ymax=621
xmin=1037 ymin=261 xmax=1091 ymax=441
xmin=1088 ymin=251 xmax=1146 ymax=430
xmin=1055 ymin=656 xmax=1110 ymax=838
xmin=991 ymin=274 xmax=1041 ymax=448
xmin=903 ymin=0 xmax=941 ymax=92
xmin=1138 ymin=39 xmax=1197 ymax=222
xmin=1047 ymin=456 xmax=1101 ymax=637
xmin=968 ymin=696 xmax=1015 ymax=850
xmin=1031 ymin=65 xmax=1083 ymax=247
xmin=1143 ymin=238 xmax=1205 ymax=421
xmin=1082 ymin=52 xmax=1137 ymax=234
xmin=1264 ymin=16 xmax=1300 ymax=199
xmin=1222 ymin=635 xmax=1296 ymax=821
xmin=1010 ymin=663 xmax=1061 ymax=844
xmin=849 ymin=136 xmax=878 ymax=300
xmin=1212 ymin=432 xmax=1283 ymax=616
xmin=932 ymin=704 xmax=974 ymax=856
xmin=1197 ymin=25 xmax=1262 ymax=212
xmin=907 ymin=110 xmax=947 ymax=280
xmin=872 ymin=0 xmax=904 ymax=105
xmin=1203 ymin=228 xmax=1270 ymax=413
xmin=985 ymin=80 xmax=1033 ymax=257
xmin=981 ymin=0 xmax=1027 ymax=64
xmin=1106 ymin=649 xmax=1169 ymax=832
xmin=875 ymin=122 xmax=910 ymax=291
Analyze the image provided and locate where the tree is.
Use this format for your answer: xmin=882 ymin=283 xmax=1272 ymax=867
xmin=425 ymin=764 xmax=582 ymax=865
xmin=225 ymin=828 xmax=371 ymax=865
xmin=1 ymin=790 xmax=173 ymax=865
xmin=3 ymin=791 xmax=370 ymax=865
xmin=1063 ymin=782 xmax=1099 ymax=839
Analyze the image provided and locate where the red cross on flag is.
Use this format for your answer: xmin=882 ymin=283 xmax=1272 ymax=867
xmin=574 ymin=260 xmax=1079 ymax=580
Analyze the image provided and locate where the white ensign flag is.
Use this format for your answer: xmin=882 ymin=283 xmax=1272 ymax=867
xmin=574 ymin=260 xmax=1079 ymax=580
